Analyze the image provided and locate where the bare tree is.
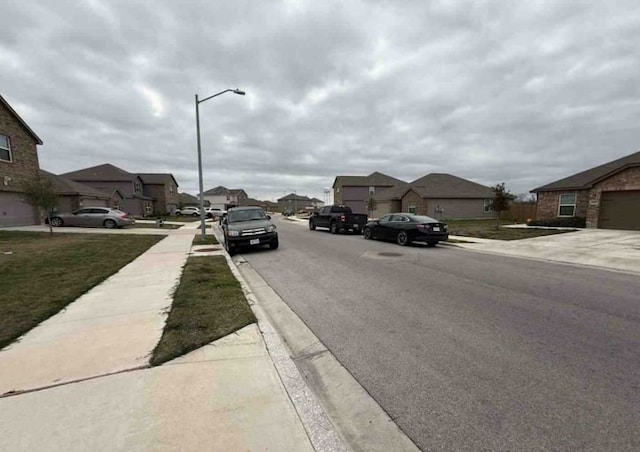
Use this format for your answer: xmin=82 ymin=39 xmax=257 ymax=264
xmin=20 ymin=172 xmax=58 ymax=235
xmin=366 ymin=196 xmax=377 ymax=219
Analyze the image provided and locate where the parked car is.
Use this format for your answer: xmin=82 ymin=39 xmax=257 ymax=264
xmin=48 ymin=207 xmax=135 ymax=229
xmin=309 ymin=205 xmax=368 ymax=234
xmin=175 ymin=206 xmax=200 ymax=216
xmin=362 ymin=213 xmax=448 ymax=247
xmin=205 ymin=207 xmax=226 ymax=219
xmin=221 ymin=206 xmax=278 ymax=256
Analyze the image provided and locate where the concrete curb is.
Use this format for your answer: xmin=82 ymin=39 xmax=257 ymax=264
xmin=211 ymin=226 xmax=420 ymax=452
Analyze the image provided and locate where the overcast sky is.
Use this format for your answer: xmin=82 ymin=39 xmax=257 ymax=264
xmin=3 ymin=1 xmax=640 ymax=202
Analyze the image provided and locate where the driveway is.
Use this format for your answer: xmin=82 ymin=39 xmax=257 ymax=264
xmin=454 ymin=228 xmax=640 ymax=274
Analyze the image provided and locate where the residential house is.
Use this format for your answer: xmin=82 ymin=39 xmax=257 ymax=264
xmin=373 ymin=173 xmax=496 ymax=219
xmin=202 ymin=186 xmax=248 ymax=209
xmin=0 ymin=94 xmax=43 ymax=226
xmin=333 ymin=172 xmax=406 ymax=215
xmin=179 ymin=192 xmax=201 ymax=207
xmin=277 ymin=193 xmax=314 ymax=213
xmin=61 ymin=163 xmax=154 ymax=217
xmin=238 ymin=197 xmax=278 ymax=212
xmin=531 ymin=150 xmax=640 ymax=230
xmin=138 ymin=173 xmax=180 ymax=215
xmin=310 ymin=197 xmax=324 ymax=209
xmin=41 ymin=170 xmax=122 ymax=213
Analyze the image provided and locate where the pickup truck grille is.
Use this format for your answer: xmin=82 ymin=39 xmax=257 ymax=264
xmin=241 ymin=228 xmax=267 ymax=236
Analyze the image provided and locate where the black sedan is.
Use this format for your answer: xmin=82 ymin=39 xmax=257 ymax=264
xmin=362 ymin=213 xmax=448 ymax=247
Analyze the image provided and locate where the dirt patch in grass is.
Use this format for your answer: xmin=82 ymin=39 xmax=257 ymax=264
xmin=192 ymin=234 xmax=219 ymax=245
xmin=150 ymin=255 xmax=255 ymax=366
xmin=0 ymin=231 xmax=163 ymax=349
xmin=446 ymin=219 xmax=576 ymax=240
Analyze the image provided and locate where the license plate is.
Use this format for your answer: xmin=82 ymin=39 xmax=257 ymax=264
xmin=250 ymin=239 xmax=260 ymax=245
xmin=432 ymin=227 xmax=440 ymax=232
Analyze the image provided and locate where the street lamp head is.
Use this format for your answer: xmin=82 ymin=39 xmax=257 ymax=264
xmin=233 ymin=89 xmax=246 ymax=95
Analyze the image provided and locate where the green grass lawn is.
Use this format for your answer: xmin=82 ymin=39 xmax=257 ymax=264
xmin=192 ymin=234 xmax=219 ymax=245
xmin=0 ymin=231 xmax=163 ymax=350
xmin=150 ymin=255 xmax=255 ymax=366
xmin=446 ymin=219 xmax=576 ymax=240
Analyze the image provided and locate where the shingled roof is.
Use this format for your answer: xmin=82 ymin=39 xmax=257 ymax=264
xmin=61 ymin=163 xmax=137 ymax=182
xmin=531 ymin=150 xmax=640 ymax=192
xmin=378 ymin=173 xmax=493 ymax=200
xmin=333 ymin=171 xmax=405 ymax=188
xmin=138 ymin=173 xmax=178 ymax=187
xmin=41 ymin=170 xmax=111 ymax=198
xmin=0 ymin=94 xmax=43 ymax=145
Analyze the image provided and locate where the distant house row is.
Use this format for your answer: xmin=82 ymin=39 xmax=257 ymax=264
xmin=333 ymin=172 xmax=496 ymax=220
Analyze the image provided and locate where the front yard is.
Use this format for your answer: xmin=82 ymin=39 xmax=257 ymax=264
xmin=446 ymin=219 xmax=576 ymax=240
xmin=0 ymin=231 xmax=163 ymax=349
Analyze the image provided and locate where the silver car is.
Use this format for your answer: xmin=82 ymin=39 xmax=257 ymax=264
xmin=49 ymin=207 xmax=135 ymax=229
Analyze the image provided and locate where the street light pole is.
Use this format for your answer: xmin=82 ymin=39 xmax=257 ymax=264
xmin=195 ymin=88 xmax=245 ymax=240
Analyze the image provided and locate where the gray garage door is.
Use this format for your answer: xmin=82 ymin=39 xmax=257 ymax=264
xmin=0 ymin=192 xmax=38 ymax=226
xmin=598 ymin=190 xmax=640 ymax=231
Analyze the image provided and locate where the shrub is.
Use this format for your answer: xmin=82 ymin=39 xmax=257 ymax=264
xmin=528 ymin=217 xmax=586 ymax=228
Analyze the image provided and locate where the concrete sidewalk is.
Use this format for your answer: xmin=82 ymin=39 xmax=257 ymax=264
xmin=0 ymin=221 xmax=319 ymax=451
xmin=452 ymin=229 xmax=640 ymax=274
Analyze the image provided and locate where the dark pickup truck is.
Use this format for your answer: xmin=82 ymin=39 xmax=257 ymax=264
xmin=309 ymin=205 xmax=369 ymax=234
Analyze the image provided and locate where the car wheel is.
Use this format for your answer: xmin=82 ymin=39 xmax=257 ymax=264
xmin=309 ymin=219 xmax=316 ymax=230
xmin=330 ymin=221 xmax=338 ymax=234
xmin=269 ymin=238 xmax=279 ymax=249
xmin=363 ymin=227 xmax=372 ymax=240
xmin=225 ymin=240 xmax=237 ymax=256
xmin=192 ymin=212 xmax=198 ymax=217
xmin=397 ymin=231 xmax=409 ymax=246
xmin=175 ymin=212 xmax=182 ymax=216
xmin=50 ymin=217 xmax=64 ymax=227
xmin=427 ymin=241 xmax=438 ymax=247
xmin=104 ymin=219 xmax=117 ymax=229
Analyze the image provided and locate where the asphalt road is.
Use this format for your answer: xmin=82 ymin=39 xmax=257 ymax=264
xmin=238 ymin=217 xmax=640 ymax=451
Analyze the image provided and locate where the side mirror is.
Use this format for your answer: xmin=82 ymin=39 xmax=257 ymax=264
xmin=267 ymin=215 xmax=272 ymax=220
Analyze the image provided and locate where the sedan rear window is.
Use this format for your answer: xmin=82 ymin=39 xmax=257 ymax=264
xmin=410 ymin=215 xmax=439 ymax=223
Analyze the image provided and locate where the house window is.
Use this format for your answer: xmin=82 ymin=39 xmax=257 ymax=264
xmin=369 ymin=186 xmax=375 ymax=195
xmin=0 ymin=134 xmax=12 ymax=162
xmin=336 ymin=187 xmax=340 ymax=193
xmin=408 ymin=202 xmax=416 ymax=214
xmin=135 ymin=181 xmax=141 ymax=193
xmin=169 ymin=184 xmax=174 ymax=194
xmin=484 ymin=199 xmax=492 ymax=213
xmin=145 ymin=203 xmax=152 ymax=214
xmin=558 ymin=193 xmax=576 ymax=217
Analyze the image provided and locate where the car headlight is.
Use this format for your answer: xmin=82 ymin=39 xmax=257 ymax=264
xmin=227 ymin=230 xmax=240 ymax=237
xmin=266 ymin=225 xmax=277 ymax=233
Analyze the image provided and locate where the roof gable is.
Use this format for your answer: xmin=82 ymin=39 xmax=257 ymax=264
xmin=378 ymin=173 xmax=493 ymax=200
xmin=333 ymin=172 xmax=406 ymax=188
xmin=61 ymin=163 xmax=135 ymax=182
xmin=0 ymin=94 xmax=43 ymax=145
xmin=532 ymin=150 xmax=640 ymax=192
xmin=138 ymin=173 xmax=179 ymax=187
xmin=203 ymin=185 xmax=229 ymax=195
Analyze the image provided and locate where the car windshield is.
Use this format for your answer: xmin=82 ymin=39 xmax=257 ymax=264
xmin=409 ymin=215 xmax=439 ymax=223
xmin=227 ymin=209 xmax=266 ymax=223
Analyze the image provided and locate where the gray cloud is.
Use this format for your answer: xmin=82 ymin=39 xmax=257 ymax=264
xmin=2 ymin=0 xmax=640 ymax=201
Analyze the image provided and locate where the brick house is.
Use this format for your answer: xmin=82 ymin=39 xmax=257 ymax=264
xmin=374 ymin=173 xmax=496 ymax=219
xmin=277 ymin=193 xmax=314 ymax=213
xmin=0 ymin=94 xmax=43 ymax=226
xmin=332 ymin=172 xmax=406 ymax=214
xmin=531 ymin=150 xmax=640 ymax=230
xmin=138 ymin=173 xmax=180 ymax=215
xmin=202 ymin=186 xmax=248 ymax=210
xmin=61 ymin=163 xmax=154 ymax=217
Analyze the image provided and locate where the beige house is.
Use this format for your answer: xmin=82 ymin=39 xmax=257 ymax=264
xmin=202 ymin=186 xmax=248 ymax=210
xmin=532 ymin=150 xmax=640 ymax=230
xmin=0 ymin=94 xmax=43 ymax=226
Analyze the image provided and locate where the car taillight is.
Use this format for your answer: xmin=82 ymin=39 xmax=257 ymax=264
xmin=121 ymin=213 xmax=128 ymax=218
xmin=417 ymin=224 xmax=427 ymax=231
xmin=340 ymin=215 xmax=346 ymax=221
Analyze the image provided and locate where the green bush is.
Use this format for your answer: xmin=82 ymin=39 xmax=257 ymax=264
xmin=528 ymin=217 xmax=585 ymax=228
